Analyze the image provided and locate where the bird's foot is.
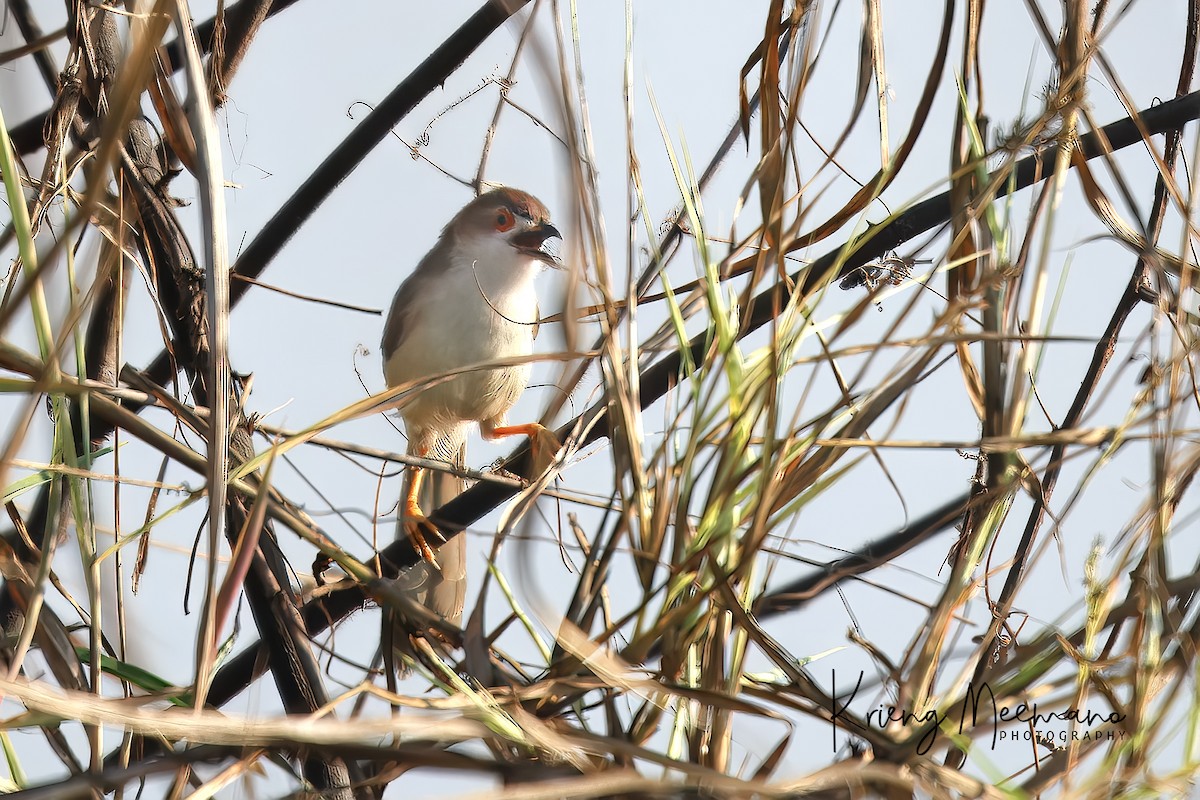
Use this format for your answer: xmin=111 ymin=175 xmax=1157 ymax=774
xmin=487 ymin=422 xmax=564 ymax=478
xmin=526 ymin=424 xmax=563 ymax=477
xmin=402 ymin=513 xmax=446 ymax=569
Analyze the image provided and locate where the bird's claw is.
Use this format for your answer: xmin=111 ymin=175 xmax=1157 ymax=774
xmin=527 ymin=424 xmax=563 ymax=477
xmin=403 ymin=514 xmax=445 ymax=570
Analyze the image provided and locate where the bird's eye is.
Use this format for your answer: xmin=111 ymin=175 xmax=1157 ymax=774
xmin=494 ymin=209 xmax=515 ymax=231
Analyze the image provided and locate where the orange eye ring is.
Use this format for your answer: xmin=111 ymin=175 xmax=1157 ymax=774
xmin=494 ymin=209 xmax=516 ymax=231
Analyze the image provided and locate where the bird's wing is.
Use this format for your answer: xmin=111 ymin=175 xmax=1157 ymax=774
xmin=381 ymin=253 xmax=440 ymax=364
xmin=381 ymin=281 xmax=415 ymax=363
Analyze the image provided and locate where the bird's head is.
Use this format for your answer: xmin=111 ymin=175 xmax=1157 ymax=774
xmin=446 ymin=187 xmax=561 ymax=267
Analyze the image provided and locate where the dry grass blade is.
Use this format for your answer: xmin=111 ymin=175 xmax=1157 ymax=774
xmin=165 ymin=1 xmax=233 ymax=709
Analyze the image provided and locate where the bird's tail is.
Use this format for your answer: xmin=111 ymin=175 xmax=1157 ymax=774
xmin=389 ymin=442 xmax=467 ymax=674
xmin=418 ymin=445 xmax=466 ymax=625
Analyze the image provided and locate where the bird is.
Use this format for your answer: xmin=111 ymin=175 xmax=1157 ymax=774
xmin=381 ymin=187 xmax=562 ymax=618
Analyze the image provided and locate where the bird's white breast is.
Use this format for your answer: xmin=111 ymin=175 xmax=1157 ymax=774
xmin=385 ymin=236 xmax=542 ymax=448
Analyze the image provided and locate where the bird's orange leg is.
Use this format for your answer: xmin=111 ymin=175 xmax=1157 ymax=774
xmin=487 ymin=423 xmax=562 ymax=475
xmin=403 ymin=450 xmax=445 ymax=567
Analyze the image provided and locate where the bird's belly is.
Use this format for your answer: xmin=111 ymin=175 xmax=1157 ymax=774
xmin=417 ymin=360 xmax=531 ymax=423
xmin=387 ymin=316 xmax=534 ymax=429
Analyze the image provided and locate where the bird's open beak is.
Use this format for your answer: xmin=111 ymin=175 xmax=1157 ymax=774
xmin=510 ymin=223 xmax=562 ymax=266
